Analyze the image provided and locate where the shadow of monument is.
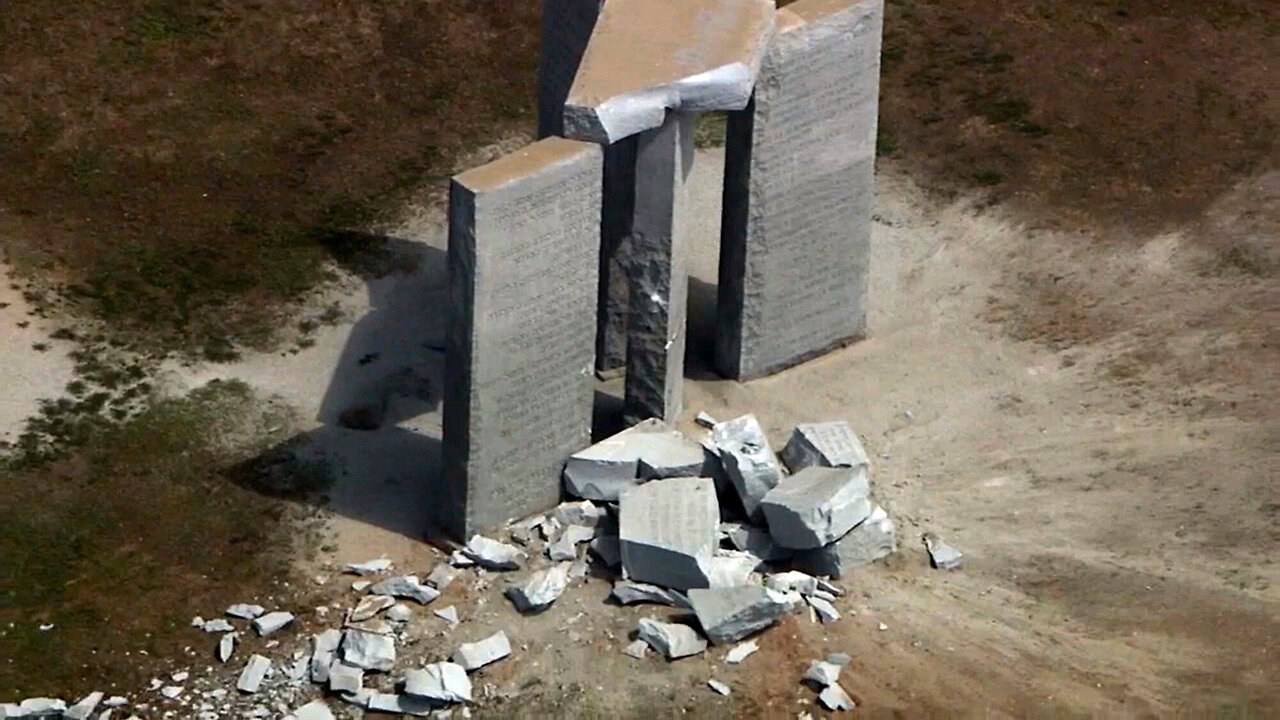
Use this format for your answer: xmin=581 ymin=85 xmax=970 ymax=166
xmin=686 ymin=276 xmax=721 ymax=380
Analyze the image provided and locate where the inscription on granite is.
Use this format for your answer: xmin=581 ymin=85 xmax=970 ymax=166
xmin=441 ymin=138 xmax=603 ymax=540
xmin=717 ymin=0 xmax=884 ymax=380
xmin=536 ymin=0 xmax=604 ymax=138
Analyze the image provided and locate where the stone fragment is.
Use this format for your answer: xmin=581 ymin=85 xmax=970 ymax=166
xmin=201 ymin=619 xmax=234 ymax=633
xmin=539 ymin=515 xmax=563 ymax=541
xmin=328 ymin=662 xmax=363 ymax=694
xmin=449 ymin=550 xmax=475 ymax=568
xmin=622 ymin=639 xmax=650 ymax=659
xmin=452 ymin=631 xmax=512 ymax=671
xmin=351 ymin=580 xmax=372 ymax=592
xmin=506 ymin=564 xmax=571 ymax=613
xmin=725 ymin=639 xmax=759 ymax=664
xmin=508 ymin=516 xmax=540 ymax=546
xmin=236 ymin=655 xmax=271 ymax=693
xmin=434 ymin=605 xmax=460 ymax=625
xmin=225 ymin=604 xmax=266 ymax=620
xmin=791 ymin=504 xmax=896 ymax=577
xmin=707 ymin=679 xmax=731 ymax=696
xmin=717 ymin=0 xmax=882 ymax=379
xmin=779 ymin=422 xmax=870 ymax=472
xmin=723 ymin=522 xmax=793 ymax=561
xmin=610 ymin=580 xmax=690 ymax=607
xmin=547 ymin=524 xmax=595 ymax=561
xmin=819 ymin=683 xmax=856 ymax=711
xmin=404 ymin=662 xmax=473 ymax=704
xmin=924 ymin=532 xmax=963 ymax=570
xmin=761 ymin=466 xmax=872 ymax=549
xmin=217 ymin=632 xmax=235 ymax=663
xmin=350 ymin=594 xmax=396 ymax=622
xmin=687 ymin=586 xmax=788 ymax=644
xmin=463 ymin=535 xmax=526 ymax=571
xmin=426 ymin=565 xmax=460 ymax=591
xmin=563 ymin=419 xmax=711 ymax=500
xmin=712 ymin=415 xmax=784 ymax=520
xmin=635 ymin=617 xmax=706 ymax=660
xmin=252 ymin=611 xmax=295 ymax=636
xmin=292 ymin=700 xmax=335 ymax=720
xmin=705 ymin=550 xmax=763 ymax=588
xmin=16 ymin=699 xmax=66 ymax=717
xmin=619 ymin=477 xmax=719 ymax=590
xmin=827 ymin=652 xmax=852 ymax=666
xmin=369 ymin=576 xmax=441 ymax=605
xmin=765 ymin=570 xmax=820 ymax=596
xmin=695 ymin=411 xmax=718 ymax=429
xmin=387 ymin=604 xmax=413 ymax=623
xmin=441 ymin=137 xmax=601 ymax=539
xmin=342 ymin=626 xmax=396 ymax=671
xmin=589 ymin=535 xmax=621 ymax=568
xmin=552 ymin=500 xmax=609 ymax=527
xmin=65 ymin=692 xmax=103 ymax=720
xmin=803 ymin=659 xmax=841 ymax=687
xmin=103 ymin=697 xmax=128 ymax=708
xmin=562 ymin=0 xmax=776 ymax=143
xmin=367 ymin=694 xmax=434 ymax=717
xmin=344 ymin=558 xmax=392 ymax=576
xmin=806 ymin=596 xmax=840 ymax=623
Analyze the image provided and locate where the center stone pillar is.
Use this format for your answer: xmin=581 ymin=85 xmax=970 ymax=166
xmin=623 ymin=110 xmax=694 ymax=424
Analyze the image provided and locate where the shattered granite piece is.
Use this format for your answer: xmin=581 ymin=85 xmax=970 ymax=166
xmin=252 ymin=611 xmax=295 ymax=636
xmin=506 ymin=564 xmax=570 ymax=613
xmin=707 ymin=679 xmax=731 ymax=696
xmin=291 ymin=700 xmax=335 ymax=720
xmin=327 ymin=662 xmax=363 ymax=694
xmin=619 ymin=477 xmax=718 ymax=590
xmin=404 ymin=662 xmax=472 ymax=703
xmin=201 ymin=618 xmax=234 ymax=633
xmin=695 ymin=411 xmax=718 ymax=429
xmin=725 ymin=639 xmax=759 ymax=664
xmin=309 ymin=629 xmax=342 ymax=684
xmin=622 ymin=639 xmax=650 ymax=659
xmin=722 ymin=522 xmax=793 ymax=562
xmin=236 ymin=655 xmax=271 ymax=693
xmin=367 ymin=694 xmax=434 ymax=717
xmin=369 ymin=575 xmax=441 ymax=605
xmin=764 ymin=570 xmax=820 ymax=596
xmin=387 ymin=603 xmax=413 ymax=623
xmin=217 ymin=632 xmax=236 ymax=663
xmin=449 ymin=550 xmax=475 ymax=568
xmin=16 ymin=698 xmax=67 ymax=718
xmin=712 ymin=415 xmax=784 ymax=521
xmin=610 ymin=580 xmax=690 ymax=608
xmin=779 ymin=422 xmax=870 ymax=472
xmin=589 ymin=535 xmax=622 ymax=568
xmin=687 ymin=586 xmax=788 ymax=644
xmin=426 ymin=564 xmax=460 ymax=591
xmin=705 ymin=550 xmax=763 ymax=588
xmin=225 ymin=604 xmax=266 ymax=620
xmin=636 ymin=617 xmax=707 ymax=659
xmin=539 ymin=516 xmax=563 ymax=542
xmin=924 ymin=532 xmax=963 ymax=570
xmin=452 ymin=631 xmax=512 ymax=671
xmin=350 ymin=594 xmax=396 ymax=622
xmin=803 ymin=659 xmax=841 ymax=688
xmin=819 ymin=683 xmax=856 ymax=711
xmin=760 ymin=466 xmax=872 ymax=549
xmin=463 ymin=535 xmax=526 ymax=570
xmin=792 ymin=505 xmax=896 ymax=577
xmin=547 ymin=524 xmax=595 ymax=561
xmin=342 ymin=626 xmax=396 ymax=671
xmin=552 ymin=500 xmax=608 ymax=528
xmin=344 ymin=558 xmax=393 ymax=576
xmin=806 ymin=595 xmax=840 ymax=623
xmin=434 ymin=605 xmax=460 ymax=625
xmin=827 ymin=652 xmax=852 ymax=666
xmin=564 ymin=419 xmax=711 ymax=501
xmin=65 ymin=692 xmax=103 ymax=720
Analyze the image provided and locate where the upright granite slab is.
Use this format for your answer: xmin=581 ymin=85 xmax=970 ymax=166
xmin=623 ymin=110 xmax=694 ymax=423
xmin=441 ymin=138 xmax=603 ymax=540
xmin=536 ymin=0 xmax=605 ymax=138
xmin=595 ymin=137 xmax=639 ymax=376
xmin=717 ymin=0 xmax=884 ymax=380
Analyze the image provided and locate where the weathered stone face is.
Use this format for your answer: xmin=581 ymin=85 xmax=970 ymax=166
xmin=441 ymin=138 xmax=603 ymax=540
xmin=717 ymin=0 xmax=884 ymax=380
xmin=618 ymin=476 xmax=720 ymax=590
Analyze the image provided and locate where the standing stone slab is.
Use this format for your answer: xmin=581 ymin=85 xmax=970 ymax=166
xmin=624 ymin=110 xmax=695 ymax=424
xmin=717 ymin=0 xmax=884 ymax=380
xmin=442 ymin=138 xmax=603 ymax=540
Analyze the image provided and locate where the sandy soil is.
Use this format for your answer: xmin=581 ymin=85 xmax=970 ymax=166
xmin=0 ymin=264 xmax=75 ymax=444
xmin=135 ymin=148 xmax=1280 ymax=717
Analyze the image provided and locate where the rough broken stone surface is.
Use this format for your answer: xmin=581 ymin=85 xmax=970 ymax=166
xmin=687 ymin=586 xmax=789 ymax=644
xmin=217 ymin=632 xmax=236 ymax=663
xmin=779 ymin=422 xmax=870 ymax=472
xmin=705 ymin=550 xmax=764 ymax=588
xmin=449 ymin=550 xmax=475 ymax=568
xmin=252 ymin=611 xmax=294 ymax=636
xmin=761 ymin=466 xmax=872 ymax=549
xmin=225 ymin=603 xmax=266 ymax=620
xmin=404 ymin=662 xmax=472 ymax=704
xmin=342 ymin=626 xmax=396 ymax=671
xmin=723 ymin=522 xmax=793 ymax=561
xmin=806 ymin=595 xmax=841 ymax=623
xmin=552 ymin=500 xmax=609 ymax=527
xmin=619 ymin=477 xmax=719 ymax=590
xmin=236 ymin=655 xmax=271 ymax=693
xmin=369 ymin=575 xmax=441 ymax=605
xmin=803 ymin=659 xmax=841 ymax=687
xmin=65 ymin=692 xmax=103 ymax=720
xmin=707 ymin=679 xmax=732 ymax=696
xmin=622 ymin=638 xmax=649 ymax=659
xmin=636 ymin=617 xmax=707 ymax=659
xmin=548 ymin=524 xmax=596 ymax=561
xmin=819 ymin=682 xmax=856 ymax=711
xmin=201 ymin=618 xmax=234 ymax=633
xmin=712 ymin=415 xmax=784 ymax=520
xmin=765 ymin=570 xmax=822 ymax=596
xmin=563 ymin=419 xmax=710 ymax=500
xmin=725 ymin=639 xmax=759 ymax=664
xmin=350 ymin=594 xmax=396 ymax=622
xmin=386 ymin=603 xmax=413 ymax=623
xmin=463 ymin=535 xmax=527 ymax=570
xmin=717 ymin=0 xmax=883 ymax=379
xmin=506 ymin=563 xmax=570 ymax=613
xmin=434 ymin=605 xmax=460 ymax=625
xmin=344 ymin=558 xmax=392 ymax=576
xmin=924 ymin=532 xmax=963 ymax=570
xmin=562 ymin=0 xmax=776 ymax=143
xmin=292 ymin=700 xmax=336 ymax=720
xmin=426 ymin=564 xmax=459 ymax=591
xmin=441 ymin=137 xmax=602 ymax=539
xmin=327 ymin=662 xmax=363 ymax=694
xmin=367 ymin=694 xmax=434 ymax=716
xmin=610 ymin=580 xmax=690 ymax=608
xmin=15 ymin=698 xmax=67 ymax=717
xmin=452 ymin=631 xmax=512 ymax=671
xmin=791 ymin=504 xmax=896 ymax=577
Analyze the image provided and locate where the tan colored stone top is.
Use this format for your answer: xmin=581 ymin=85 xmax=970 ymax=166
xmin=563 ymin=0 xmax=775 ymax=143
xmin=454 ymin=137 xmax=597 ymax=193
xmin=782 ymin=0 xmax=876 ymax=29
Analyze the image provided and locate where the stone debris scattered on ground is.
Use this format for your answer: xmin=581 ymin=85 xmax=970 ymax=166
xmin=386 ymin=603 xmax=413 ymax=623
xmin=452 ymin=631 xmax=512 ymax=671
xmin=217 ymin=632 xmax=236 ymax=663
xmin=236 ymin=655 xmax=271 ymax=694
xmin=225 ymin=603 xmax=266 ymax=620
xmin=636 ymin=617 xmax=707 ymax=660
xmin=343 ymin=558 xmax=393 ymax=576
xmin=803 ymin=659 xmax=841 ymax=688
xmin=342 ymin=622 xmax=397 ymax=671
xmin=563 ymin=419 xmax=711 ymax=501
xmin=434 ymin=605 xmax=460 ymax=625
xmin=923 ymin=532 xmax=964 ymax=570
xmin=725 ymin=639 xmax=759 ymax=664
xmin=712 ymin=414 xmax=785 ymax=521
xmin=610 ymin=580 xmax=690 ymax=608
xmin=350 ymin=594 xmax=396 ymax=622
xmin=707 ymin=679 xmax=731 ymax=696
xmin=426 ymin=563 xmax=460 ymax=591
xmin=760 ymin=466 xmax=872 ymax=549
xmin=688 ymin=586 xmax=789 ymax=644
xmin=819 ymin=683 xmax=856 ymax=711
xmin=463 ymin=535 xmax=526 ymax=570
xmin=252 ymin=611 xmax=295 ymax=636
xmin=404 ymin=662 xmax=472 ymax=704
xmin=368 ymin=575 xmax=441 ymax=605
xmin=806 ymin=595 xmax=841 ymax=623
xmin=64 ymin=692 xmax=102 ymax=720
xmin=289 ymin=699 xmax=335 ymax=720
xmin=506 ymin=563 xmax=571 ymax=613
xmin=779 ymin=421 xmax=870 ymax=472
xmin=201 ymin=618 xmax=235 ymax=633
xmin=622 ymin=638 xmax=650 ymax=659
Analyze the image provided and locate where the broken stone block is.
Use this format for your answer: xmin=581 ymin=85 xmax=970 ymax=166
xmin=622 ymin=638 xmax=650 ymax=659
xmin=563 ymin=419 xmax=711 ymax=501
xmin=791 ymin=504 xmax=896 ymax=577
xmin=217 ymin=633 xmax=235 ymax=663
xmin=369 ymin=576 xmax=441 ymax=605
xmin=386 ymin=604 xmax=413 ymax=623
xmin=452 ymin=631 xmax=512 ymax=671
xmin=539 ymin=515 xmax=563 ymax=541
xmin=712 ymin=415 xmax=784 ymax=521
xmin=924 ymin=532 xmax=963 ymax=570
xmin=449 ymin=550 xmax=475 ymax=568
xmin=695 ymin=411 xmax=718 ymax=429
xmin=344 ymin=558 xmax=392 ymax=576
xmin=342 ymin=626 xmax=396 ymax=671
xmin=367 ymin=694 xmax=434 ymax=717
xmin=292 ymin=700 xmax=335 ymax=720
xmin=827 ymin=652 xmax=852 ymax=666
xmin=819 ymin=683 xmax=856 ymax=711
xmin=463 ymin=535 xmax=526 ymax=570
xmin=252 ymin=611 xmax=295 ymax=636
xmin=779 ymin=422 xmax=870 ymax=473
xmin=328 ymin=662 xmax=363 ymax=694
xmin=434 ymin=605 xmax=460 ymax=625
xmin=404 ymin=662 xmax=472 ymax=704
xmin=687 ymin=586 xmax=789 ymax=644
xmin=547 ymin=524 xmax=595 ymax=561
xmin=201 ymin=618 xmax=234 ymax=633
xmin=225 ymin=604 xmax=266 ymax=620
xmin=426 ymin=564 xmax=460 ymax=591
xmin=725 ymin=639 xmax=758 ymax=664
xmin=803 ymin=659 xmax=841 ymax=688
xmin=16 ymin=698 xmax=67 ymax=718
xmin=350 ymin=594 xmax=396 ymax=622
xmin=506 ymin=564 xmax=570 ymax=613
xmin=707 ymin=679 xmax=731 ymax=696
xmin=65 ymin=692 xmax=103 ymax=720
xmin=723 ymin=522 xmax=793 ymax=562
xmin=761 ymin=466 xmax=871 ymax=549
xmin=806 ymin=595 xmax=840 ymax=623
xmin=310 ymin=630 xmax=342 ymax=684
xmin=610 ymin=580 xmax=690 ymax=607
xmin=236 ymin=655 xmax=271 ymax=693
xmin=619 ymin=477 xmax=719 ymax=590
xmin=705 ymin=550 xmax=764 ymax=588
xmin=589 ymin=535 xmax=621 ymax=568
xmin=552 ymin=500 xmax=608 ymax=528
xmin=764 ymin=570 xmax=820 ymax=596
xmin=635 ymin=617 xmax=707 ymax=660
